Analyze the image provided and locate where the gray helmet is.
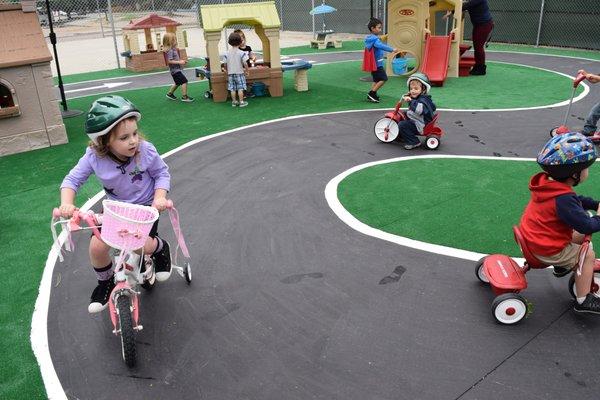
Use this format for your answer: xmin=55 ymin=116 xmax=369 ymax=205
xmin=407 ymin=72 xmax=431 ymax=93
xmin=85 ymin=95 xmax=141 ymax=144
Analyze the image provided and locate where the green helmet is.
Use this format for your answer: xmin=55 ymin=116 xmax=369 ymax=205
xmin=407 ymin=72 xmax=431 ymax=94
xmin=85 ymin=95 xmax=141 ymax=144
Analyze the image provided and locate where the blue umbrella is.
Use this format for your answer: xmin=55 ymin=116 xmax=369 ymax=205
xmin=309 ymin=4 xmax=337 ymax=15
xmin=309 ymin=2 xmax=337 ymax=33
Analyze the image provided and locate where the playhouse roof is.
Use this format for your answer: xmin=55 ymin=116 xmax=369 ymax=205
xmin=200 ymin=1 xmax=281 ymax=33
xmin=122 ymin=13 xmax=181 ymax=30
xmin=0 ymin=3 xmax=52 ymax=68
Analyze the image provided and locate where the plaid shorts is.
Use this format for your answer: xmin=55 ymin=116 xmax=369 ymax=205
xmin=228 ymin=73 xmax=247 ymax=91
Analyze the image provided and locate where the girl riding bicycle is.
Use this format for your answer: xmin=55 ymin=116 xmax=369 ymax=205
xmin=59 ymin=95 xmax=172 ymax=313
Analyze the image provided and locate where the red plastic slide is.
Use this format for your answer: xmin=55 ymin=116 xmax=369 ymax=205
xmin=420 ymin=35 xmax=452 ymax=86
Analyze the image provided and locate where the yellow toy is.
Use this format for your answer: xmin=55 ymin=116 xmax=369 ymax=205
xmin=200 ymin=1 xmax=284 ymax=102
xmin=385 ymin=0 xmax=474 ymax=85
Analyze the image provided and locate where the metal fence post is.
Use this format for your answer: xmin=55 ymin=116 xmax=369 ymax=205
xmin=311 ymin=0 xmax=315 ymax=38
xmin=96 ymin=0 xmax=105 ymax=38
xmin=382 ymin=0 xmax=386 ymax=32
xmin=279 ymin=0 xmax=283 ymax=30
xmin=107 ymin=0 xmax=121 ymax=69
xmin=535 ymin=0 xmax=545 ymax=47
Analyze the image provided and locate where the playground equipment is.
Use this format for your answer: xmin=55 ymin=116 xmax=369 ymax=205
xmin=0 ymin=0 xmax=68 ymax=156
xmin=200 ymin=1 xmax=288 ymax=102
xmin=309 ymin=2 xmax=342 ymax=50
xmin=476 ymin=226 xmax=600 ymax=325
xmin=196 ymin=58 xmax=312 ymax=99
xmin=385 ymin=0 xmax=474 ymax=86
xmin=550 ymin=72 xmax=600 ymax=142
xmin=121 ymin=14 xmax=188 ymax=72
xmin=373 ymin=99 xmax=444 ymax=149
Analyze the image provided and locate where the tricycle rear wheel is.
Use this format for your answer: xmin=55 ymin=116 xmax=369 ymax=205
xmin=491 ymin=293 xmax=528 ymax=325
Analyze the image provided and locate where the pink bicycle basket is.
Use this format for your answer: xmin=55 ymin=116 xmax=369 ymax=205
xmin=101 ymin=200 xmax=159 ymax=250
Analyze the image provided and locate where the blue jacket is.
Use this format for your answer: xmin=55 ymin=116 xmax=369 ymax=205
xmin=463 ymin=0 xmax=492 ymax=26
xmin=364 ymin=34 xmax=394 ymax=68
xmin=406 ymin=94 xmax=436 ymax=132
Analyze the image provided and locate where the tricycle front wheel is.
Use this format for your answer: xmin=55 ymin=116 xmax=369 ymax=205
xmin=374 ymin=117 xmax=399 ymax=143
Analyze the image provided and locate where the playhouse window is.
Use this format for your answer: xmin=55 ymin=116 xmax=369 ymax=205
xmin=0 ymin=83 xmax=20 ymax=119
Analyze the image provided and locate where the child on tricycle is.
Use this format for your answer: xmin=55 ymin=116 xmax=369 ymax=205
xmin=373 ymin=72 xmax=443 ymax=150
xmin=520 ymin=132 xmax=600 ymax=314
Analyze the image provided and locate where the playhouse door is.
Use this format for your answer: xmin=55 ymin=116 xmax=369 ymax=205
xmin=386 ymin=0 xmax=428 ymax=77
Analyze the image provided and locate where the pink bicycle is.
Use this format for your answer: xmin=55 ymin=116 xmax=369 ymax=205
xmin=51 ymin=199 xmax=191 ymax=367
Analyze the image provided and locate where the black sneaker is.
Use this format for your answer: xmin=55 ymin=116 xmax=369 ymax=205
xmin=166 ymin=92 xmax=177 ymax=101
xmin=152 ymin=240 xmax=172 ymax=282
xmin=88 ymin=277 xmax=116 ymax=313
xmin=367 ymin=92 xmax=379 ymax=103
xmin=403 ymin=142 xmax=422 ymax=150
xmin=470 ymin=64 xmax=487 ymax=76
xmin=553 ymin=265 xmax=571 ymax=277
xmin=574 ymin=293 xmax=600 ymax=314
xmin=181 ymin=95 xmax=195 ymax=103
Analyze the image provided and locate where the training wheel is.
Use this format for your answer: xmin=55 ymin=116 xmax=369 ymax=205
xmin=183 ymin=262 xmax=192 ymax=284
xmin=425 ymin=135 xmax=440 ymax=150
xmin=374 ymin=117 xmax=399 ymax=143
xmin=491 ymin=293 xmax=528 ymax=325
xmin=204 ymin=90 xmax=213 ymax=99
xmin=474 ymin=257 xmax=489 ymax=284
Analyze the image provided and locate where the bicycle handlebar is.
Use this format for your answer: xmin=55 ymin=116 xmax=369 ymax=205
xmin=53 ymin=200 xmax=175 ymax=238
xmin=574 ymin=72 xmax=586 ymax=88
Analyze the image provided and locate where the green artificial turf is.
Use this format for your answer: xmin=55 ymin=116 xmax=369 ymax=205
xmin=55 ymin=57 xmax=207 ymax=85
xmin=485 ymin=42 xmax=600 ymax=61
xmin=0 ymin=58 xmax=589 ymax=399
xmin=54 ymin=42 xmax=365 ymax=85
xmin=338 ymin=158 xmax=600 ymax=257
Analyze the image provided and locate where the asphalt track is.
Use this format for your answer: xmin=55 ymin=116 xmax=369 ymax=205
xmin=44 ymin=51 xmax=600 ymax=399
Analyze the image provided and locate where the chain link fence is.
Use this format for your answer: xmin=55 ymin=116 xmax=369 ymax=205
xmin=1 ymin=0 xmax=598 ymax=73
xmin=3 ymin=0 xmax=597 ymax=47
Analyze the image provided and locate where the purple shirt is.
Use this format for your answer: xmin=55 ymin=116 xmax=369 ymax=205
xmin=61 ymin=141 xmax=170 ymax=205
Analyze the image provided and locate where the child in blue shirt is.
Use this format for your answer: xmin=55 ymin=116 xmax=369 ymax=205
xmin=399 ymin=73 xmax=437 ymax=150
xmin=364 ymin=18 xmax=398 ymax=103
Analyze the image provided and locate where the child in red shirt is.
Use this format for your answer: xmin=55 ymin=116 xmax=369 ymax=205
xmin=520 ymin=132 xmax=600 ymax=314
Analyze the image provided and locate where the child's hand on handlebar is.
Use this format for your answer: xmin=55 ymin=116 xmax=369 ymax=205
xmin=152 ymin=197 xmax=169 ymax=212
xmin=59 ymin=204 xmax=77 ymax=218
xmin=402 ymin=95 xmax=412 ymax=103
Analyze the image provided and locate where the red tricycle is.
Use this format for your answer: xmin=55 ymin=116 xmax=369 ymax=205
xmin=475 ymin=226 xmax=600 ymax=325
xmin=373 ymin=100 xmax=444 ymax=150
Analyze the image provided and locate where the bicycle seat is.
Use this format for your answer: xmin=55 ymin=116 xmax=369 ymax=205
xmin=513 ymin=225 xmax=548 ymax=269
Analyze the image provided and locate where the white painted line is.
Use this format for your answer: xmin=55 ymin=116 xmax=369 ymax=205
xmin=324 ymin=154 xmax=530 ymax=263
xmin=487 ymin=49 xmax=600 ymax=64
xmin=66 ymin=59 xmax=590 ymax=112
xmin=32 ymin=192 xmax=104 ymax=400
xmin=64 ymin=81 xmax=131 ymax=94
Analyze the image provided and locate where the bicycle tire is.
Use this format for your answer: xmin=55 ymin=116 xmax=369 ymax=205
xmin=117 ymin=296 xmax=137 ymax=367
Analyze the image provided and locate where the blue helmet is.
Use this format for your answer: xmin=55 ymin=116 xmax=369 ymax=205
xmin=537 ymin=132 xmax=597 ymax=182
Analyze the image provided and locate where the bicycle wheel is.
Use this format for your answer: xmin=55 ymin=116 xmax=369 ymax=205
xmin=117 ymin=295 xmax=136 ymax=367
xmin=374 ymin=118 xmax=399 ymax=143
xmin=183 ymin=262 xmax=192 ymax=284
